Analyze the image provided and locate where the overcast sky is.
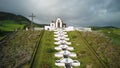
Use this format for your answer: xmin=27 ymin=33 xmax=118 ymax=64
xmin=0 ymin=0 xmax=120 ymax=27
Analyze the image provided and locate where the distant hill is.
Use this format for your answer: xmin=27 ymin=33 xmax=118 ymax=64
xmin=0 ymin=12 xmax=47 ymax=31
xmin=0 ymin=12 xmax=31 ymax=31
xmin=0 ymin=12 xmax=29 ymax=21
xmin=0 ymin=11 xmax=47 ymax=38
xmin=91 ymin=26 xmax=119 ymax=30
xmin=0 ymin=12 xmax=31 ymax=25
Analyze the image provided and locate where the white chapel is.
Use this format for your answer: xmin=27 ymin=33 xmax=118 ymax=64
xmin=45 ymin=18 xmax=66 ymax=31
xmin=44 ymin=17 xmax=92 ymax=31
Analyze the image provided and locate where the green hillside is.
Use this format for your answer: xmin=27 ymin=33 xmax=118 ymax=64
xmin=0 ymin=12 xmax=48 ymax=31
xmin=0 ymin=20 xmax=24 ymax=31
xmin=0 ymin=12 xmax=47 ymax=40
xmin=92 ymin=26 xmax=120 ymax=46
xmin=0 ymin=12 xmax=31 ymax=31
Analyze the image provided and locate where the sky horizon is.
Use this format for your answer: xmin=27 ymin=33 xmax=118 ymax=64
xmin=0 ymin=0 xmax=120 ymax=27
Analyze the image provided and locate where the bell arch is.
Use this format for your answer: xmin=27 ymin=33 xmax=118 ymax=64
xmin=55 ymin=18 xmax=63 ymax=28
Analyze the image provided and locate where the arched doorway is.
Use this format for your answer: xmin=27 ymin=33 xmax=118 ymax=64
xmin=58 ymin=22 xmax=60 ymax=28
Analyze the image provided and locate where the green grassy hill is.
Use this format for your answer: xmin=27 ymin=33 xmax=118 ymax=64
xmin=0 ymin=20 xmax=24 ymax=31
xmin=0 ymin=12 xmax=48 ymax=31
xmin=91 ymin=26 xmax=120 ymax=46
xmin=0 ymin=12 xmax=46 ymax=39
xmin=0 ymin=12 xmax=34 ymax=32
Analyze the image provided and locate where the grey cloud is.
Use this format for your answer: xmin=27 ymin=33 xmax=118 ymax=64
xmin=0 ymin=0 xmax=120 ymax=27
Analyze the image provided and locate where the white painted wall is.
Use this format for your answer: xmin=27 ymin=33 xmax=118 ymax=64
xmin=45 ymin=26 xmax=51 ymax=30
xmin=34 ymin=27 xmax=43 ymax=30
xmin=65 ymin=26 xmax=75 ymax=31
xmin=75 ymin=27 xmax=92 ymax=32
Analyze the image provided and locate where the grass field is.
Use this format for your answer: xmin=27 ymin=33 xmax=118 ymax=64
xmin=0 ymin=30 xmax=41 ymax=68
xmin=0 ymin=20 xmax=25 ymax=40
xmin=0 ymin=20 xmax=24 ymax=31
xmin=79 ymin=29 xmax=120 ymax=68
xmin=32 ymin=30 xmax=117 ymax=68
xmin=0 ymin=28 xmax=119 ymax=68
xmin=68 ymin=31 xmax=104 ymax=68
xmin=93 ymin=28 xmax=120 ymax=46
xmin=31 ymin=31 xmax=57 ymax=68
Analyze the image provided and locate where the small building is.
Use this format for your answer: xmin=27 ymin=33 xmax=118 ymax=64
xmin=45 ymin=18 xmax=66 ymax=31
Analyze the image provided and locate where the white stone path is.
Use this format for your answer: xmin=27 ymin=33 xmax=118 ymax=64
xmin=54 ymin=29 xmax=80 ymax=68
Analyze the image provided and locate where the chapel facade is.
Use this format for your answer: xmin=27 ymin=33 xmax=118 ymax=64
xmin=45 ymin=18 xmax=66 ymax=30
xmin=50 ymin=18 xmax=66 ymax=28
